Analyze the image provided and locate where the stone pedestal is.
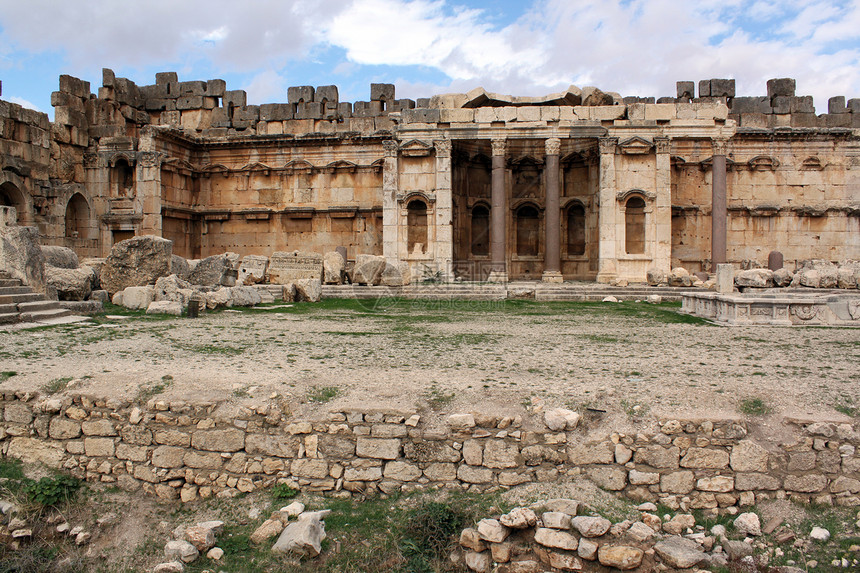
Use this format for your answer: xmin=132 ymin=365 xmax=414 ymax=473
xmin=716 ymin=263 xmax=734 ymax=294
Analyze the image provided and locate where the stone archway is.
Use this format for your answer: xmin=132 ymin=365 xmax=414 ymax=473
xmin=0 ymin=180 xmax=32 ymax=225
xmin=65 ymin=192 xmax=93 ymax=240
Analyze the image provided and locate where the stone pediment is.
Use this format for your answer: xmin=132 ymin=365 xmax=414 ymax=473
xmin=284 ymin=159 xmax=314 ymax=172
xmin=399 ymin=139 xmax=433 ymax=157
xmin=618 ymin=136 xmax=653 ymax=155
xmin=240 ymin=162 xmax=272 ymax=175
xmin=324 ymin=160 xmax=358 ymax=172
xmin=748 ymin=155 xmax=778 ymax=171
xmin=200 ymin=163 xmax=230 ymax=177
xmin=801 ymin=156 xmax=825 ymax=171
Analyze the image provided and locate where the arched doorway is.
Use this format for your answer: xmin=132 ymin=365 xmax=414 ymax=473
xmin=65 ymin=193 xmax=92 ymax=240
xmin=0 ymin=182 xmax=27 ymax=224
xmin=407 ymin=199 xmax=428 ymax=255
xmin=625 ymin=196 xmax=646 ymax=254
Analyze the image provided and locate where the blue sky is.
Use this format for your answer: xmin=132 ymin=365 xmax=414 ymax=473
xmin=1 ymin=0 xmax=859 ymax=117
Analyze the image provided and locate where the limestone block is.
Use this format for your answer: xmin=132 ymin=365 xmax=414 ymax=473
xmin=476 ymin=518 xmax=509 ymax=543
xmin=628 ymin=469 xmax=659 ymax=485
xmin=535 ymin=527 xmax=578 ymax=551
xmin=633 ymin=445 xmax=680 ymax=469
xmin=567 ymin=442 xmax=614 ymax=464
xmin=81 ymin=419 xmax=116 ymax=436
xmin=784 ymin=474 xmax=828 ymax=492
xmin=598 ymin=545 xmax=644 ymax=570
xmin=544 ymin=408 xmax=580 ymax=431
xmin=734 ymin=472 xmax=780 ymax=491
xmin=482 ymin=440 xmax=519 ymax=469
xmin=382 ymin=461 xmax=421 ymax=481
xmin=294 ymin=279 xmax=321 ymax=303
xmin=0 ymin=223 xmax=47 ymax=293
xmin=356 ymin=437 xmax=400 ymax=460
xmin=499 ymin=508 xmax=537 ymax=529
xmin=7 ymin=437 xmax=64 ymax=467
xmin=653 ymin=537 xmax=705 ymax=569
xmin=100 ymin=235 xmax=172 ymax=295
xmin=290 ymin=459 xmax=329 ymax=479
xmin=680 ymin=447 xmax=729 ymax=469
xmin=587 ymin=466 xmax=627 ymax=490
xmin=571 ymin=516 xmax=611 ymax=537
xmin=83 ymin=437 xmax=115 ymax=458
xmin=697 ymin=476 xmax=734 ymax=492
xmin=152 ymin=445 xmax=185 ymax=468
xmin=423 ymin=462 xmax=457 ymax=481
xmin=343 ymin=465 xmax=382 ymax=481
xmin=662 ymin=514 xmax=695 ymax=535
xmin=644 ymin=104 xmax=676 ymax=121
xmin=578 ymin=538 xmax=598 ymax=560
xmin=660 ymin=470 xmax=695 ymax=494
xmin=464 ymin=550 xmax=491 ymax=572
xmin=323 ymin=251 xmax=344 ymax=285
xmin=191 ymin=428 xmax=245 ymax=452
xmin=41 ymin=246 xmax=79 ymax=269
xmin=730 ymin=440 xmax=769 ymax=472
xmin=735 ymin=268 xmax=774 ymax=288
xmin=541 ymin=512 xmax=571 ymax=529
xmin=733 ymin=512 xmax=761 ymax=536
xmin=146 ymin=301 xmax=182 ymax=315
xmin=49 ymin=417 xmax=81 ymax=439
xmin=457 ymin=465 xmax=493 ymax=483
xmin=351 ymin=254 xmax=386 ymax=285
xmin=459 ymin=527 xmax=486 ymax=551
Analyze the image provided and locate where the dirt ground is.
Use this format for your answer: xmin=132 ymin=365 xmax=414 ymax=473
xmin=1 ymin=299 xmax=857 ymax=434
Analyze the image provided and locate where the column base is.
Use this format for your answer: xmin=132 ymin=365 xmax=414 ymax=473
xmin=541 ymin=271 xmax=564 ymax=283
xmin=487 ymin=271 xmax=508 ymax=283
xmin=595 ymin=272 xmax=617 ymax=284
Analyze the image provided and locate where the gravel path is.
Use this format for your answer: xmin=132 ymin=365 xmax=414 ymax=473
xmin=1 ymin=300 xmax=857 ymax=431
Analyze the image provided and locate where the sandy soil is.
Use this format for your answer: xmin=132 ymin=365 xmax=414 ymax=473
xmin=1 ymin=300 xmax=858 ymax=432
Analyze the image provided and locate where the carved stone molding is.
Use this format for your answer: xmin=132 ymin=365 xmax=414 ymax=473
xmin=545 ymin=138 xmax=561 ymax=156
xmin=654 ymin=137 xmax=670 ymax=154
xmin=137 ymin=151 xmax=163 ymax=168
xmin=712 ymin=138 xmax=729 ymax=156
xmin=434 ymin=139 xmax=452 ymax=158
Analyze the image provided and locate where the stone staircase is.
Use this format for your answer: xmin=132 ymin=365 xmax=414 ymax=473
xmin=0 ymin=271 xmax=75 ymax=326
xmin=322 ymin=281 xmax=697 ymax=302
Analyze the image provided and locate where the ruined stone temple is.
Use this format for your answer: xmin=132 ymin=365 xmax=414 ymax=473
xmin=1 ymin=71 xmax=858 ymax=283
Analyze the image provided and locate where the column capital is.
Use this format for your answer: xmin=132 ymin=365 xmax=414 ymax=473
xmin=545 ymin=137 xmax=561 ymax=156
xmin=434 ymin=139 xmax=452 ymax=158
xmin=654 ymin=136 xmax=670 ymax=154
xmin=712 ymin=138 xmax=729 ymax=156
xmin=491 ymin=138 xmax=507 ymax=157
xmin=138 ymin=151 xmax=164 ymax=168
xmin=598 ymin=137 xmax=618 ymax=155
xmin=382 ymin=140 xmax=398 ymax=157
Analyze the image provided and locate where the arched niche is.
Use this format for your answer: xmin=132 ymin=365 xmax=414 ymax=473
xmin=65 ymin=192 xmax=93 ymax=240
xmin=407 ymin=199 xmax=428 ymax=255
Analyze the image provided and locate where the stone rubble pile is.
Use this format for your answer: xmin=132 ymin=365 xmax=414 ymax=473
xmin=152 ymin=519 xmax=225 ymax=572
xmin=455 ymin=501 xmax=850 ymax=572
xmin=734 ymin=259 xmax=860 ymax=290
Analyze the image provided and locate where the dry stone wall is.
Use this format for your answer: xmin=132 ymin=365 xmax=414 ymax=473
xmin=1 ymin=393 xmax=859 ymax=510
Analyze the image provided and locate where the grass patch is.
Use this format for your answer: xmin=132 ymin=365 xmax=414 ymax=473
xmin=271 ymin=484 xmax=299 ymax=501
xmin=423 ymin=384 xmax=456 ymax=409
xmin=0 ymin=370 xmax=17 ymax=382
xmin=739 ymin=397 xmax=771 ymax=416
xmin=42 ymin=376 xmax=73 ymax=394
xmin=620 ymin=399 xmax=650 ymax=418
xmin=137 ymin=375 xmax=173 ymax=403
xmin=307 ymin=385 xmax=340 ymax=403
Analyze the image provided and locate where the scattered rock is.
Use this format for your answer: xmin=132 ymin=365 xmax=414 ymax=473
xmin=810 ymin=526 xmax=831 ymax=542
xmin=100 ymin=235 xmax=173 ymax=295
xmin=271 ymin=510 xmax=330 ymax=557
xmin=597 ymin=545 xmax=644 ymax=570
xmin=653 ymin=536 xmax=706 ymax=568
xmin=733 ymin=512 xmax=761 ymax=536
xmin=164 ymin=539 xmax=199 ymax=563
xmin=571 ymin=516 xmax=611 ymax=537
xmin=351 ymin=254 xmax=386 ymax=285
xmin=476 ymin=518 xmax=509 ymax=543
xmin=544 ymin=408 xmax=580 ymax=431
xmin=499 ymin=507 xmax=537 ymax=529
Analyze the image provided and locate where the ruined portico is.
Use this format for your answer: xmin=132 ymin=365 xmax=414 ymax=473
xmin=1 ymin=72 xmax=859 ymax=285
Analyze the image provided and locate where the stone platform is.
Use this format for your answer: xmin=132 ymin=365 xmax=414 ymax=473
xmin=321 ymin=281 xmax=698 ymax=302
xmin=681 ymin=289 xmax=860 ymax=326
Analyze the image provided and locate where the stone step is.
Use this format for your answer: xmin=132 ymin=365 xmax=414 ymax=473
xmin=19 ymin=308 xmax=72 ymax=323
xmin=17 ymin=300 xmax=64 ymax=313
xmin=0 ymin=312 xmax=20 ymax=325
xmin=0 ymin=292 xmax=46 ymax=305
xmin=0 ymin=286 xmax=32 ymax=296
xmin=0 ymin=278 xmax=22 ymax=288
xmin=0 ymin=303 xmax=17 ymax=314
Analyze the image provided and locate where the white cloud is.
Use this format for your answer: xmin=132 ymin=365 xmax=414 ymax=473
xmin=245 ymin=69 xmax=287 ymax=105
xmin=6 ymin=96 xmax=42 ymax=112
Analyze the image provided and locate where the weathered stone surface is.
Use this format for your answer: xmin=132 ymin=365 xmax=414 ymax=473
xmin=83 ymin=437 xmax=115 ymax=457
xmin=147 ymin=300 xmax=182 ymax=315
xmin=237 ymin=255 xmax=268 ymax=285
xmin=229 ymin=286 xmax=262 ymax=307
xmin=351 ymin=254 xmax=385 ymax=285
xmin=191 ymin=429 xmax=245 ymax=452
xmin=457 ymin=465 xmax=493 ymax=483
xmin=697 ymin=475 xmax=734 ymax=492
xmin=464 ymin=550 xmax=492 ymax=572
xmin=541 ymin=511 xmax=571 ymax=530
xmin=423 ymin=462 xmax=457 ymax=481
xmin=42 ymin=245 xmax=79 ymax=269
xmin=184 ymin=525 xmax=216 ymax=552
xmin=0 ymin=221 xmax=46 ymax=293
xmin=152 ymin=445 xmax=186 ymax=468
xmin=534 ymin=545 xmax=583 ymax=571
xmin=735 ymin=472 xmax=780 ymax=491
xmin=7 ymin=437 xmax=64 ymax=467
xmin=568 ymin=442 xmax=614 ymax=464
xmin=119 ymin=285 xmax=154 ymax=310
xmin=250 ymin=518 xmax=284 ymax=544
xmin=721 ymin=539 xmax=753 ymax=560
xmin=482 ymin=440 xmax=519 ymax=469
xmin=499 ymin=508 xmax=537 ymax=529
xmin=735 ymin=268 xmax=774 ymax=288
xmin=267 ymin=251 xmax=323 ymax=283
xmin=647 ymin=267 xmax=667 ymax=286
xmin=629 ymin=469 xmax=660 ymax=485
xmin=784 ymin=474 xmax=828 ymax=492
xmin=731 ymin=440 xmax=769 ymax=472
xmin=459 ymin=527 xmax=486 ymax=552
xmin=733 ymin=512 xmax=761 ymax=536
xmin=383 ymin=461 xmax=421 ymax=481
xmin=46 ymin=265 xmax=93 ymax=300
xmin=356 ymin=437 xmax=400 ymax=459
xmin=598 ymin=545 xmax=644 ymax=570
xmin=100 ymin=235 xmax=173 ymax=294
xmin=680 ymin=447 xmax=729 ymax=469
xmin=477 ymin=518 xmax=509 ymax=543
xmin=654 ymin=536 xmax=705 ymax=568
xmin=271 ymin=510 xmax=330 ymax=557
xmin=587 ymin=466 xmax=627 ymax=490
xmin=323 ymin=251 xmax=345 ymax=284
xmin=49 ymin=417 xmax=81 ymax=439
xmin=534 ymin=527 xmax=578 ymax=550
xmin=661 ymin=470 xmax=695 ymax=494
xmin=447 ymin=413 xmax=476 ymax=431
xmin=293 ymin=278 xmax=321 ymax=302
xmin=663 ymin=514 xmax=695 ymax=535
xmin=634 ymin=445 xmax=680 ymax=469
xmin=188 ymin=254 xmax=231 ymax=286
xmin=571 ymin=516 xmax=611 ymax=537
xmin=544 ymin=408 xmax=580 ymax=431
xmin=290 ymin=459 xmax=329 ymax=479
xmin=578 ymin=538 xmax=598 ymax=560
xmin=164 ymin=540 xmax=199 ymax=563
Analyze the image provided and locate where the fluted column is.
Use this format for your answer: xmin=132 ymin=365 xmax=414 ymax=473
xmin=542 ymin=137 xmax=563 ymax=283
xmin=381 ymin=140 xmax=399 ymax=263
xmin=711 ymin=139 xmax=728 ymax=271
xmin=596 ymin=137 xmax=618 ymax=283
xmin=489 ymin=137 xmax=508 ymax=282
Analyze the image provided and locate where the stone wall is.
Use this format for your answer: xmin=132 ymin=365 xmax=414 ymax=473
xmin=1 ymin=392 xmax=858 ymax=509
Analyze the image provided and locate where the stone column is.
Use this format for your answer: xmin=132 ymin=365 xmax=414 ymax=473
xmin=434 ymin=139 xmax=454 ymax=281
xmin=596 ymin=137 xmax=618 ymax=283
xmin=137 ymin=127 xmax=163 ymax=237
xmin=711 ymin=139 xmax=728 ymax=271
xmin=542 ymin=137 xmax=563 ymax=283
xmin=489 ymin=137 xmax=507 ymax=282
xmin=654 ymin=137 xmax=672 ymax=273
xmin=381 ymin=140 xmax=399 ymax=263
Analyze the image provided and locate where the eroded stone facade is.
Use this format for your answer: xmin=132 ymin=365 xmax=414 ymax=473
xmin=1 ymin=72 xmax=858 ymax=283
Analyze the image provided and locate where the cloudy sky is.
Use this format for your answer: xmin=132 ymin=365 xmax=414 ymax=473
xmin=1 ymin=0 xmax=858 ymax=116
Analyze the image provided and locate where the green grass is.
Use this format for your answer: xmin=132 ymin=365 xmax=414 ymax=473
xmin=136 ymin=375 xmax=173 ymax=403
xmin=0 ymin=370 xmax=17 ymax=382
xmin=42 ymin=376 xmax=73 ymax=394
xmin=423 ymin=384 xmax=456 ymax=409
xmin=307 ymin=385 xmax=340 ymax=403
xmin=739 ymin=397 xmax=771 ymax=416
